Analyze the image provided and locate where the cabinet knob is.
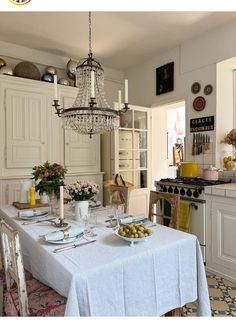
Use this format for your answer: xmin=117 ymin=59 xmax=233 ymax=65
xmin=42 ymin=141 xmax=45 ymax=145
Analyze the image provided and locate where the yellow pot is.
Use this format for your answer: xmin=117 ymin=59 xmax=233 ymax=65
xmin=180 ymin=162 xmax=199 ymax=178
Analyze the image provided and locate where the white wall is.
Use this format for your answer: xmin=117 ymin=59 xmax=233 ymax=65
xmin=125 ymin=18 xmax=236 ymax=174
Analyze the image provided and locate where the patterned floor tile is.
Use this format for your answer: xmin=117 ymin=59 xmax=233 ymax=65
xmin=183 ymin=272 xmax=236 ymax=317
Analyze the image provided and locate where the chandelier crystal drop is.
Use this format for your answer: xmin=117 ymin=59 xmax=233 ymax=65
xmin=52 ymin=12 xmax=129 ymax=138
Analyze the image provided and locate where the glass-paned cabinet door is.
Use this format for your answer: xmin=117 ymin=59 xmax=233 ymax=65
xmin=134 ymin=111 xmax=147 ymax=130
xmin=120 ymin=110 xmax=132 ymax=128
xmin=117 ymin=107 xmax=149 ymax=190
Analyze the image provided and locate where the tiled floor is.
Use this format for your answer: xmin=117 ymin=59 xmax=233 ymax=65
xmin=183 ymin=272 xmax=236 ymax=317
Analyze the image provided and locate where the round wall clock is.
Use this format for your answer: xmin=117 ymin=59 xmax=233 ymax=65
xmin=191 ymin=82 xmax=201 ymax=94
xmin=204 ymin=84 xmax=213 ymax=95
xmin=193 ymin=96 xmax=206 ymax=111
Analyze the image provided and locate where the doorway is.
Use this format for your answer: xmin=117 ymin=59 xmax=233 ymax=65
xmin=151 ymin=100 xmax=185 ymax=188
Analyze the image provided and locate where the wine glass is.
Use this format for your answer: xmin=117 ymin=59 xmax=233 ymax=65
xmin=115 ymin=204 xmax=125 ymax=227
xmin=105 ymin=204 xmax=119 ymax=228
xmin=82 ymin=210 xmax=97 ymax=237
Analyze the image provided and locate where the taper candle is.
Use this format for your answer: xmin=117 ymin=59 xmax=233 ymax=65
xmin=54 ymin=75 xmax=58 ymax=100
xmin=125 ymin=79 xmax=128 ymax=103
xmin=59 ymin=186 xmax=64 ymax=220
xmin=118 ymin=90 xmax=122 ymax=110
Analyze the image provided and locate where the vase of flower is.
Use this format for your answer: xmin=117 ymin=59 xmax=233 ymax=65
xmin=65 ymin=180 xmax=99 ymax=221
xmin=74 ymin=200 xmax=89 ymax=221
xmin=32 ymin=161 xmax=67 ymax=212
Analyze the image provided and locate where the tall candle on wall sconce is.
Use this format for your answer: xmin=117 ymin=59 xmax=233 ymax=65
xmin=54 ymin=75 xmax=58 ymax=100
xmin=59 ymin=186 xmax=64 ymax=220
xmin=118 ymin=90 xmax=122 ymax=110
xmin=91 ymin=70 xmax=95 ymax=98
xmin=125 ymin=79 xmax=128 ymax=103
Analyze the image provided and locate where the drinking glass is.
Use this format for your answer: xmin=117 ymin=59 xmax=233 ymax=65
xmin=83 ymin=210 xmax=97 ymax=237
xmin=115 ymin=204 xmax=125 ymax=227
xmin=105 ymin=204 xmax=117 ymax=228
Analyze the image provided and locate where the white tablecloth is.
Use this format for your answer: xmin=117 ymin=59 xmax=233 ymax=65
xmin=0 ymin=205 xmax=211 ymax=316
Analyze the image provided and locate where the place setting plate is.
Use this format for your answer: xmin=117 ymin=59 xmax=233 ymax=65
xmin=45 ymin=233 xmax=84 ymax=245
xmin=17 ymin=210 xmax=49 ymax=220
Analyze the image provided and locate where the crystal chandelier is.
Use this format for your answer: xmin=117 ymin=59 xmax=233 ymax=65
xmin=52 ymin=12 xmax=129 ymax=138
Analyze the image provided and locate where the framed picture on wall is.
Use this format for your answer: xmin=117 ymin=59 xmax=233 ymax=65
xmin=156 ymin=62 xmax=174 ymax=96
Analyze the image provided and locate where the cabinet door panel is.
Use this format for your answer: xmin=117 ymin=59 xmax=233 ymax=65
xmin=212 ymin=202 xmax=236 ymax=272
xmin=63 ymin=96 xmax=100 ymax=172
xmin=6 ymin=89 xmax=47 ymax=168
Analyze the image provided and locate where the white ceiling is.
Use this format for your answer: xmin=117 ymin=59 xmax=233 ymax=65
xmin=0 ymin=12 xmax=236 ymax=70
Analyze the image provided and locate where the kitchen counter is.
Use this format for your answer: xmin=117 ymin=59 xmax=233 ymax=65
xmin=205 ymin=182 xmax=236 ymax=197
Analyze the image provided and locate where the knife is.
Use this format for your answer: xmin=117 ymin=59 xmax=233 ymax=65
xmin=53 ymin=240 xmax=96 ymax=253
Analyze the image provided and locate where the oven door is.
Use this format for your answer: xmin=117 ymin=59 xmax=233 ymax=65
xmin=180 ymin=199 xmax=206 ymax=262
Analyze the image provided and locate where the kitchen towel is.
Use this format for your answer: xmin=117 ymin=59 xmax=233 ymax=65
xmin=178 ymin=202 xmax=191 ymax=233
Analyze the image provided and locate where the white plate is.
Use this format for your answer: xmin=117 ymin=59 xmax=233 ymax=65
xmin=114 ymin=228 xmax=153 ymax=247
xmin=45 ymin=233 xmax=84 ymax=245
xmin=17 ymin=211 xmax=49 ymax=220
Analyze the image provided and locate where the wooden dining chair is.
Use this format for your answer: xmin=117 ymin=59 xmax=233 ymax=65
xmin=107 ymin=185 xmax=130 ymax=213
xmin=0 ymin=219 xmax=66 ymax=316
xmin=148 ymin=191 xmax=180 ymax=229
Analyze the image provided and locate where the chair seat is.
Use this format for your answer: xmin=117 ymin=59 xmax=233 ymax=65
xmin=4 ymin=270 xmax=66 ymax=316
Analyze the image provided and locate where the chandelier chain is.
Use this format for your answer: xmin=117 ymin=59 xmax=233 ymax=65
xmin=89 ymin=11 xmax=92 ymax=55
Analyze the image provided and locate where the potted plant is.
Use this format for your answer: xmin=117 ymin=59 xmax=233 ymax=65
xmin=32 ymin=161 xmax=67 ymax=213
xmin=65 ymin=181 xmax=99 ymax=220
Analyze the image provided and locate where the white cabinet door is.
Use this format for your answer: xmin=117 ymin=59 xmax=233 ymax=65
xmin=212 ymin=201 xmax=236 ymax=273
xmin=63 ymin=96 xmax=100 ymax=173
xmin=6 ymin=88 xmax=47 ymax=168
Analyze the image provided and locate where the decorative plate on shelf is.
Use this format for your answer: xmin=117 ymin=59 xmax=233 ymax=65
xmin=191 ymin=82 xmax=201 ymax=94
xmin=193 ymin=96 xmax=206 ymax=111
xmin=204 ymin=84 xmax=213 ymax=95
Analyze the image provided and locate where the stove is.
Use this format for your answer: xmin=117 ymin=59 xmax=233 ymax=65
xmin=155 ymin=177 xmax=231 ymax=263
xmin=155 ymin=178 xmax=229 ymax=201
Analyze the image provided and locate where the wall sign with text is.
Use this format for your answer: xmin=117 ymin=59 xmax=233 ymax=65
xmin=190 ymin=116 xmax=214 ymax=133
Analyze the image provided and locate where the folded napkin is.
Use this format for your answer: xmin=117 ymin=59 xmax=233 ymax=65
xmin=120 ymin=215 xmax=147 ymax=225
xmin=89 ymin=200 xmax=101 ymax=208
xmin=18 ymin=209 xmax=48 ymax=218
xmin=44 ymin=228 xmax=84 ymax=242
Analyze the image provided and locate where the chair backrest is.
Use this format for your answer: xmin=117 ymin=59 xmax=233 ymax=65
xmin=107 ymin=185 xmax=130 ymax=213
xmin=148 ymin=191 xmax=180 ymax=229
xmin=0 ymin=220 xmax=29 ymax=316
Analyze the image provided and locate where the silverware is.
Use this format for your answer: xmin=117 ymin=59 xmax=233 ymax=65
xmin=53 ymin=240 xmax=96 ymax=253
xmin=22 ymin=218 xmax=56 ymax=226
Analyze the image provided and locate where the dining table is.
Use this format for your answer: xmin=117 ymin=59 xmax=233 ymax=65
xmin=0 ymin=205 xmax=211 ymax=317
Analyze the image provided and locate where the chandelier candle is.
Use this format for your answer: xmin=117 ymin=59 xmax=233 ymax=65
xmin=118 ymin=90 xmax=122 ymax=110
xmin=91 ymin=70 xmax=95 ymax=98
xmin=125 ymin=79 xmax=128 ymax=103
xmin=54 ymin=75 xmax=58 ymax=101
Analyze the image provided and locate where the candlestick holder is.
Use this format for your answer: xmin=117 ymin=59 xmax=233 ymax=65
xmin=52 ymin=99 xmax=64 ymax=117
xmin=119 ymin=103 xmax=129 ymax=114
xmin=54 ymin=217 xmax=69 ymax=228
